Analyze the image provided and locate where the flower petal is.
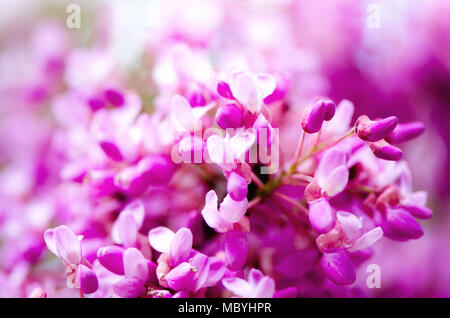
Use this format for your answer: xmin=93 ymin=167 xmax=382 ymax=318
xmin=123 ymin=248 xmax=149 ymax=282
xmin=309 ymin=198 xmax=336 ymax=234
xmin=320 ymin=251 xmax=356 ymax=285
xmin=170 ymin=228 xmax=193 ymax=266
xmin=113 ymin=277 xmax=145 ymax=298
xmin=224 ymin=231 xmax=248 ymax=271
xmin=336 ymin=211 xmax=363 ymax=242
xmin=54 ymin=225 xmax=82 ymax=265
xmin=148 ymin=226 xmax=175 ymax=253
xmin=97 ymin=246 xmax=125 ymax=275
xmin=322 ymin=165 xmax=349 ymax=197
xmin=222 ymin=277 xmax=252 ymax=298
xmin=346 ymin=227 xmax=383 ymax=252
xmin=219 ymin=194 xmax=248 ymax=225
xmin=252 ymin=276 xmax=275 ymax=298
xmin=163 ymin=262 xmax=196 ymax=291
xmin=77 ymin=264 xmax=99 ymax=294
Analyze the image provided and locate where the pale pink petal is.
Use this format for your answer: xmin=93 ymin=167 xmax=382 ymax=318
xmin=229 ymin=71 xmax=262 ymax=114
xmin=321 ymin=165 xmax=349 ymax=197
xmin=206 ymin=135 xmax=225 ymax=164
xmin=170 ymin=228 xmax=193 ymax=266
xmin=252 ymin=276 xmax=275 ymax=298
xmin=228 ymin=129 xmax=256 ymax=160
xmin=222 ymin=277 xmax=252 ymax=298
xmin=163 ymin=262 xmax=196 ymax=291
xmin=203 ymin=257 xmax=227 ymax=288
xmin=171 ymin=95 xmax=196 ymax=131
xmin=316 ymin=149 xmax=347 ymax=188
xmin=112 ymin=213 xmax=138 ymax=247
xmin=122 ymin=200 xmax=145 ymax=228
xmin=148 ymin=226 xmax=175 ymax=253
xmin=324 ymin=99 xmax=355 ymax=135
xmin=257 ymin=73 xmax=276 ymax=98
xmin=54 ymin=225 xmax=82 ymax=265
xmin=347 ymin=227 xmax=383 ymax=252
xmin=201 ymin=191 xmax=230 ymax=233
xmin=248 ymin=268 xmax=264 ymax=287
xmin=309 ymin=198 xmax=336 ymax=234
xmin=219 ymin=194 xmax=248 ymax=225
xmin=44 ymin=228 xmax=57 ymax=256
xmin=123 ymin=248 xmax=149 ymax=282
xmin=113 ymin=277 xmax=145 ymax=298
xmin=336 ymin=211 xmax=363 ymax=242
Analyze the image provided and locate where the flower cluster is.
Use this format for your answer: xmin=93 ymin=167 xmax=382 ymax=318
xmin=0 ymin=1 xmax=440 ymax=298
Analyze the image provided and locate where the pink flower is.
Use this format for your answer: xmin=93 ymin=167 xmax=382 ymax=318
xmin=44 ymin=225 xmax=98 ymax=294
xmin=111 ymin=200 xmax=145 ymax=247
xmin=222 ymin=269 xmax=275 ymax=298
xmin=201 ymin=190 xmax=248 ymax=233
xmin=355 ymin=115 xmax=398 ymax=142
xmin=301 ymin=98 xmax=336 ymax=134
xmin=315 ymin=148 xmax=349 ymax=197
xmin=222 ymin=71 xmax=276 ymax=114
xmin=112 ymin=248 xmax=154 ymax=298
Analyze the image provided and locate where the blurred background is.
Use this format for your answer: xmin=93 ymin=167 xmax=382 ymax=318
xmin=0 ymin=0 xmax=448 ymax=297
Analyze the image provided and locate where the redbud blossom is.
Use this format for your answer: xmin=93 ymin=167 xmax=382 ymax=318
xmin=320 ymin=251 xmax=356 ymax=285
xmin=215 ymin=104 xmax=244 ymax=129
xmin=385 ymin=121 xmax=425 ymax=144
xmin=355 ymin=115 xmax=398 ymax=142
xmin=369 ymin=140 xmax=403 ymax=161
xmin=301 ymin=98 xmax=336 ymax=133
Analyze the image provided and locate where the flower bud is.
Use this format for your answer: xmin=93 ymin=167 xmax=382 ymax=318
xmin=381 ymin=207 xmax=424 ymax=241
xmin=227 ymin=172 xmax=248 ymax=201
xmin=301 ymin=98 xmax=335 ymax=134
xmin=355 ymin=115 xmax=398 ymax=142
xmin=215 ymin=104 xmax=243 ymax=129
xmin=188 ymin=90 xmax=206 ymax=107
xmin=99 ymin=140 xmax=124 ymax=161
xmin=369 ymin=140 xmax=403 ymax=161
xmin=385 ymin=121 xmax=425 ymax=144
xmin=87 ymin=96 xmax=105 ymax=111
xmin=104 ymin=88 xmax=125 ymax=107
xmin=217 ymin=81 xmax=234 ymax=100
xmin=321 ymin=98 xmax=336 ymax=121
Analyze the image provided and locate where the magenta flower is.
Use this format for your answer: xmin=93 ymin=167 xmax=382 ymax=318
xmin=112 ymin=247 xmax=154 ymax=298
xmin=301 ymin=98 xmax=336 ymax=134
xmin=44 ymin=225 xmax=98 ymax=294
xmin=222 ymin=71 xmax=276 ymax=114
xmin=111 ymin=200 xmax=145 ymax=247
xmin=201 ymin=190 xmax=248 ymax=233
xmin=355 ymin=115 xmax=399 ymax=142
xmin=222 ymin=269 xmax=275 ymax=298
xmin=315 ymin=148 xmax=349 ymax=197
xmin=385 ymin=121 xmax=425 ymax=145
